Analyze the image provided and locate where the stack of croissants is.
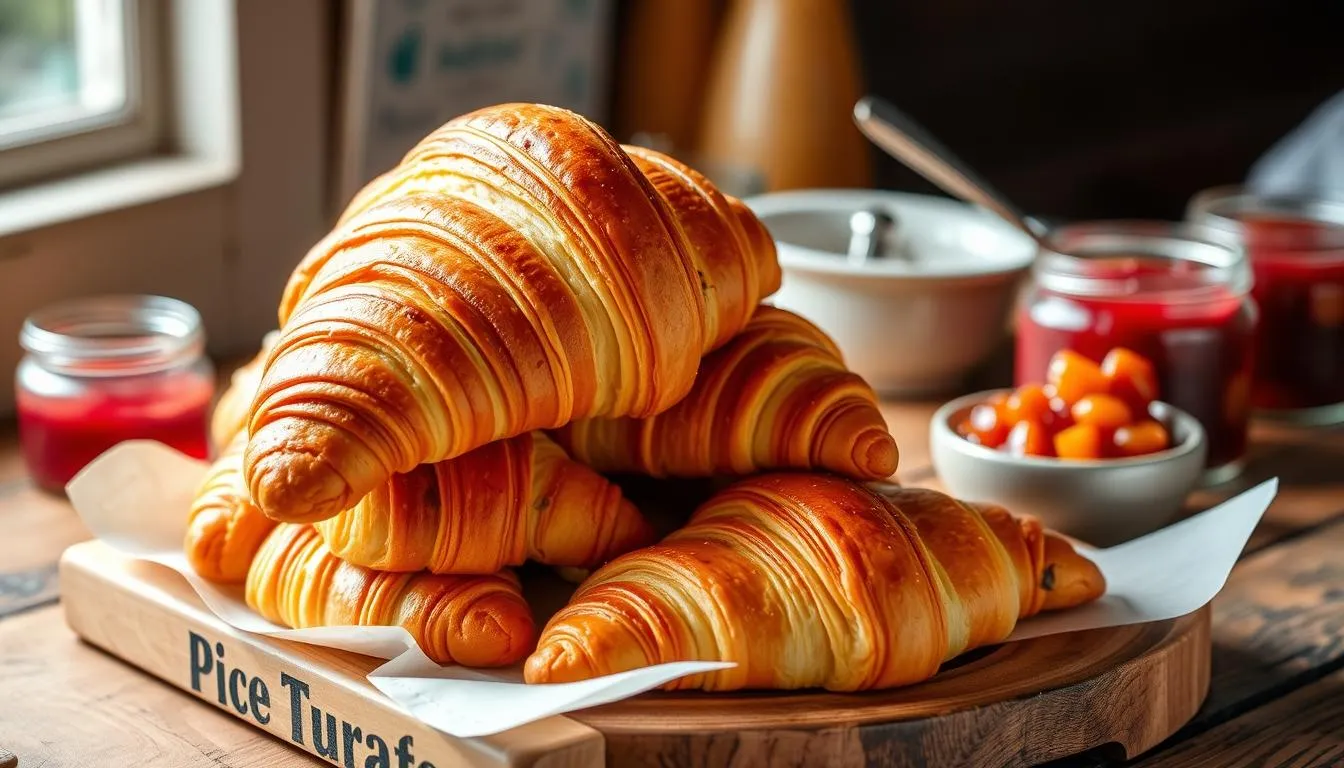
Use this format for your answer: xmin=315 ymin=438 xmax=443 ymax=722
xmin=185 ymin=103 xmax=1105 ymax=693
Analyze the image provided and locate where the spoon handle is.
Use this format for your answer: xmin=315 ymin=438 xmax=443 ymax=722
xmin=854 ymin=96 xmax=1047 ymax=242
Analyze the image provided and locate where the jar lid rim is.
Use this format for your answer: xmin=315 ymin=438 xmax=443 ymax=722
xmin=1189 ymin=184 xmax=1344 ymax=226
xmin=20 ymin=294 xmax=204 ymax=375
xmin=1033 ymin=220 xmax=1253 ymax=298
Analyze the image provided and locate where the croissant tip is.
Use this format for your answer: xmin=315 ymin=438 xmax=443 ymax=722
xmin=856 ymin=427 xmax=899 ymax=479
xmin=524 ymin=640 xmax=599 ymax=684
xmin=247 ymin=448 xmax=351 ymax=524
xmin=1040 ymin=534 xmax=1108 ymax=612
xmin=450 ymin=592 xmax=537 ymax=668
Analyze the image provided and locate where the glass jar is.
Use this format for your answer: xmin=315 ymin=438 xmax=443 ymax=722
xmin=1187 ymin=186 xmax=1344 ymax=424
xmin=17 ymin=295 xmax=215 ymax=492
xmin=1015 ymin=222 xmax=1257 ymax=485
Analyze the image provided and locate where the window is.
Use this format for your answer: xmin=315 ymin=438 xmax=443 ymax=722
xmin=0 ymin=0 xmax=162 ymax=188
xmin=0 ymin=0 xmax=333 ymax=414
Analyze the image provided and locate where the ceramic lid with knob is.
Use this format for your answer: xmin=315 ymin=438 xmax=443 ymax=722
xmin=746 ymin=189 xmax=1036 ymax=280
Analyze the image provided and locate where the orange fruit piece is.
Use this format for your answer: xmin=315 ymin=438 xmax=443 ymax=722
xmin=1043 ymin=385 xmax=1076 ymax=433
xmin=965 ymin=402 xmax=1009 ymax=448
xmin=1112 ymin=420 xmax=1170 ymax=457
xmin=1047 ymin=350 xmax=1111 ymax=406
xmin=1004 ymin=419 xmax=1053 ymax=457
xmin=1071 ymin=393 xmax=1133 ymax=430
xmin=1101 ymin=347 xmax=1159 ymax=411
xmin=1004 ymin=384 xmax=1052 ymax=428
xmin=1054 ymin=423 xmax=1103 ymax=460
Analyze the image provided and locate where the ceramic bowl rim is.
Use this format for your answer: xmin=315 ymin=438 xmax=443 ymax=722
xmin=744 ymin=188 xmax=1037 ymax=280
xmin=931 ymin=389 xmax=1207 ymax=470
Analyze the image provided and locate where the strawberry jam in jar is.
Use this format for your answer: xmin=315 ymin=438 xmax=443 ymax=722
xmin=1188 ymin=187 xmax=1344 ymax=424
xmin=17 ymin=295 xmax=215 ymax=492
xmin=1016 ymin=222 xmax=1256 ymax=484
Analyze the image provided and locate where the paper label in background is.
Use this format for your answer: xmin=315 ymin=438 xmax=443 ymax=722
xmin=67 ymin=440 xmax=1277 ymax=738
xmin=335 ymin=0 xmax=616 ymax=208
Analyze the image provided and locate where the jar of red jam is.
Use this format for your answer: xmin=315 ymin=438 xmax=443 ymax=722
xmin=1016 ymin=222 xmax=1256 ymax=485
xmin=17 ymin=295 xmax=215 ymax=492
xmin=1188 ymin=187 xmax=1344 ymax=424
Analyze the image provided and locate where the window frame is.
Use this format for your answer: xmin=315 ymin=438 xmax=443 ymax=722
xmin=0 ymin=0 xmax=334 ymax=414
xmin=0 ymin=0 xmax=166 ymax=190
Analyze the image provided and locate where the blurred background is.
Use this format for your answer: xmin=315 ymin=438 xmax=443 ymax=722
xmin=0 ymin=0 xmax=1338 ymax=407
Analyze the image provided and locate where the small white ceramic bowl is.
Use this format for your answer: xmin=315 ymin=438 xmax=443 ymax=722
xmin=746 ymin=189 xmax=1035 ymax=396
xmin=930 ymin=390 xmax=1207 ymax=546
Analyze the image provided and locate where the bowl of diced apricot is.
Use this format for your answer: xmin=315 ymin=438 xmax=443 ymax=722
xmin=930 ymin=348 xmax=1207 ymax=545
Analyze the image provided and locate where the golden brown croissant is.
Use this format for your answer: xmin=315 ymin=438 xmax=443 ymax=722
xmin=525 ymin=475 xmax=1105 ymax=691
xmin=210 ymin=332 xmax=277 ymax=451
xmin=314 ymin=431 xmax=654 ymax=574
xmin=185 ymin=430 xmax=278 ymax=582
xmin=247 ymin=524 xmax=535 ymax=666
xmin=190 ymin=410 xmax=649 ymax=580
xmin=245 ymin=103 xmax=780 ymax=523
xmin=552 ymin=306 xmax=897 ymax=480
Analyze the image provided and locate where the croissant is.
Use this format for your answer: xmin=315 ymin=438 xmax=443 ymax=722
xmin=190 ymin=405 xmax=650 ymax=580
xmin=185 ymin=430 xmax=278 ymax=582
xmin=245 ymin=103 xmax=780 ymax=523
xmin=525 ymin=475 xmax=1105 ymax=691
xmin=247 ymin=524 xmax=535 ymax=666
xmin=314 ymin=430 xmax=654 ymax=574
xmin=552 ymin=306 xmax=897 ymax=480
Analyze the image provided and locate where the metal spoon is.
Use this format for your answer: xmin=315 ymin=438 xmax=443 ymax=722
xmin=853 ymin=95 xmax=1053 ymax=251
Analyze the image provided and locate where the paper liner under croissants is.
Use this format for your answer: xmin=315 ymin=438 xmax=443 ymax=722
xmin=553 ymin=305 xmax=897 ymax=480
xmin=244 ymin=104 xmax=782 ymax=523
xmin=525 ymin=475 xmax=1106 ymax=691
xmin=246 ymin=523 xmax=536 ymax=667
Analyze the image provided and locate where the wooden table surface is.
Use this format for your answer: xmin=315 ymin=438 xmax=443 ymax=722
xmin=1 ymin=399 xmax=1343 ymax=767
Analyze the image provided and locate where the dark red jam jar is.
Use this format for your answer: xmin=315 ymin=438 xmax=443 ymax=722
xmin=17 ymin=295 xmax=215 ymax=492
xmin=1188 ymin=187 xmax=1344 ymax=424
xmin=1016 ymin=222 xmax=1256 ymax=485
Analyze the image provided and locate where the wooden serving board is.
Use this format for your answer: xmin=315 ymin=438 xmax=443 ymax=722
xmin=61 ymin=540 xmax=1211 ymax=767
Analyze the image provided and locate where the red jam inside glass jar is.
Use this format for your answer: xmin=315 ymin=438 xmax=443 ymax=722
xmin=1189 ymin=188 xmax=1344 ymax=422
xmin=17 ymin=295 xmax=215 ymax=492
xmin=1016 ymin=223 xmax=1256 ymax=483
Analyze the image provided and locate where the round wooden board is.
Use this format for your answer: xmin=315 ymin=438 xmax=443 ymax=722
xmin=570 ymin=606 xmax=1212 ymax=767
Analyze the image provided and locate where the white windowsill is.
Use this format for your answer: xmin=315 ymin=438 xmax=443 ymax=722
xmin=0 ymin=153 xmax=238 ymax=239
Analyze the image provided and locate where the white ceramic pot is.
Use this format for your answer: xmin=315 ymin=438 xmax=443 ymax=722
xmin=746 ymin=189 xmax=1036 ymax=396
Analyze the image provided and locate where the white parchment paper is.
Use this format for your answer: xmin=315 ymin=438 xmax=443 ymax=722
xmin=66 ymin=440 xmax=1278 ymax=738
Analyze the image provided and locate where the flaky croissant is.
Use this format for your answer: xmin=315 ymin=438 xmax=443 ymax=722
xmin=552 ymin=306 xmax=897 ymax=480
xmin=245 ymin=103 xmax=780 ymax=523
xmin=189 ymin=407 xmax=649 ymax=580
xmin=247 ymin=524 xmax=535 ymax=666
xmin=314 ymin=431 xmax=654 ymax=574
xmin=185 ymin=430 xmax=278 ymax=583
xmin=525 ymin=475 xmax=1105 ymax=691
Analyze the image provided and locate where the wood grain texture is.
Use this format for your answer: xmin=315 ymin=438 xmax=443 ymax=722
xmin=1195 ymin=518 xmax=1344 ymax=728
xmin=0 ymin=604 xmax=324 ymax=767
xmin=1185 ymin=423 xmax=1344 ymax=552
xmin=60 ymin=541 xmax=604 ymax=768
xmin=576 ymin=610 xmax=1210 ymax=767
xmin=1135 ymin=669 xmax=1344 ymax=767
xmin=0 ymin=483 xmax=91 ymax=572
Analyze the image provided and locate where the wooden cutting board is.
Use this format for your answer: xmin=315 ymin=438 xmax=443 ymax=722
xmin=60 ymin=540 xmax=1210 ymax=767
